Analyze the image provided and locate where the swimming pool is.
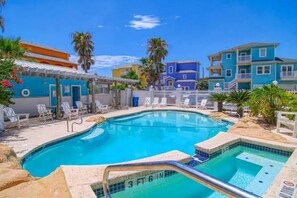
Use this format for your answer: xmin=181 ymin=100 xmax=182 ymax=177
xmin=109 ymin=145 xmax=289 ymax=198
xmin=22 ymin=110 xmax=231 ymax=177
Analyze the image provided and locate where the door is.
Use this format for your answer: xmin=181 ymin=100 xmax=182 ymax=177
xmin=72 ymin=86 xmax=81 ymax=108
xmin=282 ymin=65 xmax=293 ymax=77
xmin=239 ymin=69 xmax=246 ymax=78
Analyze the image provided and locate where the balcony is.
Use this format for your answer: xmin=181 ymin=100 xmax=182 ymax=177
xmin=280 ymin=71 xmax=297 ymax=80
xmin=209 ymin=61 xmax=222 ymax=68
xmin=237 ymin=55 xmax=251 ymax=64
xmin=236 ymin=73 xmax=251 ymax=82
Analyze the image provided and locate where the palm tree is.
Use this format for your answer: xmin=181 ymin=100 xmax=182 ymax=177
xmin=209 ymin=93 xmax=228 ymax=112
xmin=71 ymin=32 xmax=95 ymax=73
xmin=227 ymin=90 xmax=251 ymax=117
xmin=0 ymin=0 xmax=5 ymax=32
xmin=140 ymin=57 xmax=155 ymax=88
xmin=147 ymin=38 xmax=168 ymax=90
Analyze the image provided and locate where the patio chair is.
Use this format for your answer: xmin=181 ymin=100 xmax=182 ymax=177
xmin=76 ymin=101 xmax=88 ymax=115
xmin=276 ymin=111 xmax=297 ymax=138
xmin=196 ymin=99 xmax=208 ymax=109
xmin=181 ymin=98 xmax=190 ymax=108
xmin=144 ymin=97 xmax=151 ymax=107
xmin=3 ymin=107 xmax=29 ymax=129
xmin=61 ymin=102 xmax=79 ymax=120
xmin=159 ymin=97 xmax=167 ymax=107
xmin=37 ymin=104 xmax=53 ymax=122
xmin=95 ymin=100 xmax=109 ymax=113
xmin=152 ymin=97 xmax=159 ymax=107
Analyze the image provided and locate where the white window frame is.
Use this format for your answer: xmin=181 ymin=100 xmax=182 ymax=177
xmin=226 ymin=69 xmax=232 ymax=77
xmin=168 ymin=66 xmax=173 ymax=74
xmin=256 ymin=65 xmax=271 ymax=75
xmin=182 ymin=86 xmax=189 ymax=91
xmin=168 ymin=80 xmax=173 ymax=87
xmin=182 ymin=74 xmax=187 ymax=79
xmin=226 ymin=53 xmax=232 ymax=59
xmin=259 ymin=48 xmax=267 ymax=57
xmin=281 ymin=65 xmax=293 ymax=72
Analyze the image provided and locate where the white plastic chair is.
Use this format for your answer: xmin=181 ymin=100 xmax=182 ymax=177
xmin=159 ymin=97 xmax=167 ymax=107
xmin=181 ymin=98 xmax=190 ymax=108
xmin=61 ymin=102 xmax=79 ymax=120
xmin=95 ymin=100 xmax=109 ymax=113
xmin=144 ymin=97 xmax=151 ymax=107
xmin=76 ymin=101 xmax=88 ymax=115
xmin=3 ymin=107 xmax=29 ymax=129
xmin=276 ymin=111 xmax=297 ymax=138
xmin=37 ymin=104 xmax=53 ymax=122
xmin=152 ymin=97 xmax=159 ymax=107
xmin=197 ymin=99 xmax=208 ymax=109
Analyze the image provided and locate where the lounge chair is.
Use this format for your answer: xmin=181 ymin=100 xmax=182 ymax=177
xmin=37 ymin=104 xmax=53 ymax=122
xmin=76 ymin=101 xmax=88 ymax=115
xmin=181 ymin=98 xmax=190 ymax=108
xmin=159 ymin=97 xmax=167 ymax=107
xmin=196 ymin=99 xmax=208 ymax=109
xmin=152 ymin=97 xmax=159 ymax=107
xmin=3 ymin=107 xmax=29 ymax=129
xmin=61 ymin=102 xmax=79 ymax=120
xmin=144 ymin=97 xmax=151 ymax=107
xmin=276 ymin=111 xmax=297 ymax=138
xmin=95 ymin=100 xmax=109 ymax=113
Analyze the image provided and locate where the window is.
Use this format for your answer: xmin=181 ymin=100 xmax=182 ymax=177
xmin=183 ymin=86 xmax=189 ymax=91
xmin=226 ymin=69 xmax=232 ymax=77
xmin=168 ymin=80 xmax=173 ymax=87
xmin=169 ymin=66 xmax=173 ymax=73
xmin=256 ymin=65 xmax=271 ymax=75
xmin=182 ymin=74 xmax=187 ymax=79
xmin=281 ymin=65 xmax=293 ymax=77
xmin=226 ymin=53 xmax=232 ymax=59
xmin=259 ymin=48 xmax=267 ymax=57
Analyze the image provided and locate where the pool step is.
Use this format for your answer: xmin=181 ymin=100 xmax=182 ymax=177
xmin=81 ymin=128 xmax=104 ymax=141
xmin=236 ymin=152 xmax=284 ymax=196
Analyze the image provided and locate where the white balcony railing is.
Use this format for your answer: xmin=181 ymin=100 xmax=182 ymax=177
xmin=237 ymin=55 xmax=251 ymax=63
xmin=280 ymin=71 xmax=297 ymax=79
xmin=210 ymin=61 xmax=222 ymax=67
xmin=236 ymin=73 xmax=251 ymax=80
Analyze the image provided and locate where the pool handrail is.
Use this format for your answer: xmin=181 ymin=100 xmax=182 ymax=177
xmin=102 ymin=160 xmax=261 ymax=198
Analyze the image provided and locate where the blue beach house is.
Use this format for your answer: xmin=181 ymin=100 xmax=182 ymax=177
xmin=207 ymin=42 xmax=297 ymax=91
xmin=160 ymin=61 xmax=200 ymax=90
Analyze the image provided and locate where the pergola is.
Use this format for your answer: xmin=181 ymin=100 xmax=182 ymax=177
xmin=14 ymin=60 xmax=138 ymax=118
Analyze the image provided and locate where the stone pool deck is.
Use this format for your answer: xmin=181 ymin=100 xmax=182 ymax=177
xmin=1 ymin=106 xmax=297 ymax=197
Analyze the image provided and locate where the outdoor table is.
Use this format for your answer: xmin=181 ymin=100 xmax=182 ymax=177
xmin=83 ymin=102 xmax=92 ymax=113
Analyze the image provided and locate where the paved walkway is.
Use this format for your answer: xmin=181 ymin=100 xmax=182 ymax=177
xmin=0 ymin=106 xmax=234 ymax=157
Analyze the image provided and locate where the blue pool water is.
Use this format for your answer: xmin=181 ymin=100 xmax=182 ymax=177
xmin=23 ymin=110 xmax=231 ymax=177
xmin=112 ymin=146 xmax=289 ymax=198
xmin=23 ymin=111 xmax=230 ymax=177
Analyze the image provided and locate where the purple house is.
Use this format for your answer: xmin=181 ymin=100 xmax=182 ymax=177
xmin=160 ymin=61 xmax=200 ymax=90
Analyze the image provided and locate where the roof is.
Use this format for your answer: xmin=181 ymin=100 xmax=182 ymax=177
xmin=24 ymin=52 xmax=77 ymax=65
xmin=14 ymin=60 xmax=138 ymax=84
xmin=21 ymin=41 xmax=68 ymax=54
xmin=208 ymin=42 xmax=280 ymax=58
xmin=166 ymin=60 xmax=200 ymax=64
xmin=276 ymin=57 xmax=297 ymax=63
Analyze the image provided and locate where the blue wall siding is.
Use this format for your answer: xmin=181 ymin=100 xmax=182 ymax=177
xmin=251 ymin=46 xmax=275 ymax=61
xmin=208 ymin=79 xmax=225 ymax=90
xmin=251 ymin=63 xmax=276 ymax=87
xmin=177 ymin=62 xmax=198 ymax=71
xmin=222 ymin=52 xmax=236 ymax=82
xmin=12 ymin=76 xmax=88 ymax=98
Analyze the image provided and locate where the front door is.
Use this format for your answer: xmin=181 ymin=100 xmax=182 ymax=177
xmin=72 ymin=86 xmax=81 ymax=108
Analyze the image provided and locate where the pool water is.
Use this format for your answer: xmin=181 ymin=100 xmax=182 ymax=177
xmin=112 ymin=146 xmax=289 ymax=198
xmin=23 ymin=110 xmax=231 ymax=177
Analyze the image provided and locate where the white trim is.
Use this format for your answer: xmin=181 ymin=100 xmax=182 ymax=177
xmin=259 ymin=48 xmax=267 ymax=57
xmin=226 ymin=69 xmax=232 ymax=77
xmin=176 ymin=80 xmax=196 ymax=82
xmin=256 ymin=65 xmax=271 ymax=75
xmin=21 ymin=89 xmax=30 ymax=97
xmin=281 ymin=64 xmax=293 ymax=72
xmin=178 ymin=70 xmax=197 ymax=73
xmin=239 ymin=52 xmax=247 ymax=56
xmin=226 ymin=53 xmax=232 ymax=59
xmin=49 ymin=84 xmax=62 ymax=107
xmin=167 ymin=80 xmax=174 ymax=87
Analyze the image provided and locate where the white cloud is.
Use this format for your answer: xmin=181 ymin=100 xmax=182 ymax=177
xmin=129 ymin=15 xmax=160 ymax=30
xmin=70 ymin=55 xmax=140 ymax=72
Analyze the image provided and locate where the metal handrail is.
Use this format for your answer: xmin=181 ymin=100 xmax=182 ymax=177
xmin=102 ymin=160 xmax=261 ymax=198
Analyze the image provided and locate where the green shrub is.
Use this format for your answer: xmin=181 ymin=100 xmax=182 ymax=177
xmin=209 ymin=93 xmax=228 ymax=112
xmin=227 ymin=90 xmax=250 ymax=117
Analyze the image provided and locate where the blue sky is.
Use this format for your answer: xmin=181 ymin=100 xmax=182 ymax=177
xmin=3 ymin=0 xmax=297 ymax=76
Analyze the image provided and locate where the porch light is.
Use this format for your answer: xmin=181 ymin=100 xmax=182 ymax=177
xmin=177 ymin=84 xmax=181 ymax=88
xmin=215 ymin=83 xmax=220 ymax=87
xmin=272 ymin=80 xmax=278 ymax=85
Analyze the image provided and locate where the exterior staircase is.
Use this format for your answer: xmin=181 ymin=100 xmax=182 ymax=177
xmin=224 ymin=79 xmax=237 ymax=91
